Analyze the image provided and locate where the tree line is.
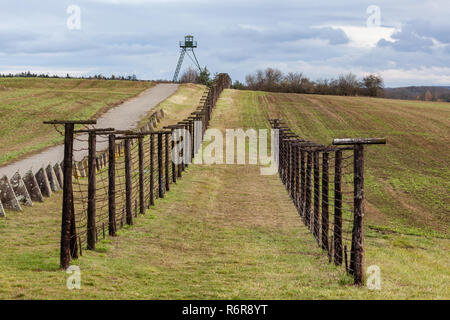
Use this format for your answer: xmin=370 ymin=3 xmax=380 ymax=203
xmin=384 ymin=86 xmax=450 ymax=102
xmin=179 ymin=66 xmax=213 ymax=86
xmin=231 ymin=68 xmax=385 ymax=97
xmin=0 ymin=71 xmax=142 ymax=81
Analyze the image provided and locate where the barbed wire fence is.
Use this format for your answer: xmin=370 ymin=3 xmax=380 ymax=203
xmin=44 ymin=74 xmax=232 ymax=270
xmin=42 ymin=74 xmax=385 ymax=286
xmin=269 ymin=118 xmax=386 ymax=285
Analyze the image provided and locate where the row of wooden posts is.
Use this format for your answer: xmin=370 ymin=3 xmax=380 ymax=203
xmin=44 ymin=74 xmax=232 ymax=269
xmin=72 ymin=108 xmax=165 ymax=179
xmin=269 ymin=118 xmax=386 ymax=285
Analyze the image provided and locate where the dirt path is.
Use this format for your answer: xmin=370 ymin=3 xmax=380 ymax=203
xmin=0 ymin=83 xmax=179 ymax=178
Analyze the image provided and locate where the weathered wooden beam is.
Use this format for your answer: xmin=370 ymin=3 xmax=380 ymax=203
xmin=87 ymin=131 xmax=97 ymax=250
xmin=351 ymin=144 xmax=365 ymax=285
xmin=74 ymin=128 xmax=115 ymax=134
xmin=334 ymin=150 xmax=343 ymax=265
xmin=43 ymin=120 xmax=97 ymax=125
xmin=125 ymin=139 xmax=133 ymax=225
xmin=333 ymin=138 xmax=386 ymax=145
xmin=108 ymin=134 xmax=117 ymax=237
xmin=321 ymin=152 xmax=329 ymax=252
xmin=138 ymin=136 xmax=145 ymax=215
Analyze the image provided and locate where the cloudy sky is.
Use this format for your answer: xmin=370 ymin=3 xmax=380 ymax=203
xmin=0 ymin=0 xmax=449 ymax=87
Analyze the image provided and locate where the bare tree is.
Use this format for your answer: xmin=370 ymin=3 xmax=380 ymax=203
xmin=242 ymin=68 xmax=385 ymax=97
xmin=282 ymin=72 xmax=309 ymax=93
xmin=263 ymin=68 xmax=283 ymax=91
xmin=337 ymin=73 xmax=361 ymax=96
xmin=244 ymin=68 xmax=283 ymax=91
xmin=179 ymin=67 xmax=199 ymax=83
xmin=363 ymin=74 xmax=384 ymax=97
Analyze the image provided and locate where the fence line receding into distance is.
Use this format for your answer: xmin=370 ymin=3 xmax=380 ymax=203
xmin=269 ymin=118 xmax=386 ymax=285
xmin=39 ymin=74 xmax=385 ymax=287
xmin=44 ymin=74 xmax=231 ymax=270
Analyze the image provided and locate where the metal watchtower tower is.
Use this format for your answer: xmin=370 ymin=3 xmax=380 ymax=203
xmin=173 ymin=35 xmax=202 ymax=82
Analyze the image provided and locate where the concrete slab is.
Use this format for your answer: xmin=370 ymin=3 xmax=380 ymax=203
xmin=35 ymin=168 xmax=52 ymax=197
xmin=53 ymin=163 xmax=63 ymax=188
xmin=10 ymin=172 xmax=33 ymax=207
xmin=46 ymin=164 xmax=60 ymax=192
xmin=0 ymin=175 xmax=22 ymax=211
xmin=23 ymin=170 xmax=44 ymax=202
xmin=0 ymin=200 xmax=5 ymax=217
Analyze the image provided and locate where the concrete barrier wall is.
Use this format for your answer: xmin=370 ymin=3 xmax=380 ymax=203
xmin=0 ymin=175 xmax=22 ymax=211
xmin=10 ymin=172 xmax=33 ymax=207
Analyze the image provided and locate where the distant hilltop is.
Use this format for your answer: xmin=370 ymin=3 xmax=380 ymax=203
xmin=384 ymin=86 xmax=450 ymax=102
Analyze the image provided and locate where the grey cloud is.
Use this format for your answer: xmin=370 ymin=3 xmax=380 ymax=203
xmin=377 ymin=20 xmax=449 ymax=52
xmin=225 ymin=25 xmax=349 ymax=46
xmin=0 ymin=0 xmax=448 ymax=86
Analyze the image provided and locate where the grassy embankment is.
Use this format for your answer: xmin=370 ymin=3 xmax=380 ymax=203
xmin=0 ymin=78 xmax=153 ymax=166
xmin=0 ymin=86 xmax=448 ymax=299
xmin=243 ymin=91 xmax=449 ymax=235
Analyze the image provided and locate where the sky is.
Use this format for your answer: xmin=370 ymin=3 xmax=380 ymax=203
xmin=0 ymin=0 xmax=449 ymax=87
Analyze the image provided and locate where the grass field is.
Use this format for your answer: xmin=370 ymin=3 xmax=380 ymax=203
xmin=0 ymin=85 xmax=448 ymax=299
xmin=238 ymin=91 xmax=449 ymax=235
xmin=0 ymin=78 xmax=153 ymax=166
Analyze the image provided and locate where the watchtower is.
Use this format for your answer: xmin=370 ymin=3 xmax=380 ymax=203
xmin=173 ymin=35 xmax=201 ymax=82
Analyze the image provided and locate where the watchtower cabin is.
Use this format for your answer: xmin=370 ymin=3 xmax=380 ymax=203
xmin=180 ymin=35 xmax=197 ymax=49
xmin=173 ymin=35 xmax=201 ymax=82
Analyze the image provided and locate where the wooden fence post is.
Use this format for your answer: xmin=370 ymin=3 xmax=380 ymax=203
xmin=108 ymin=134 xmax=117 ymax=236
xmin=332 ymin=138 xmax=385 ymax=282
xmin=180 ymin=131 xmax=185 ymax=173
xmin=294 ymin=145 xmax=299 ymax=207
xmin=313 ymin=150 xmax=320 ymax=243
xmin=158 ymin=133 xmax=164 ymax=198
xmin=165 ymin=133 xmax=170 ymax=191
xmin=282 ymin=136 xmax=287 ymax=184
xmin=278 ymin=130 xmax=283 ymax=177
xmin=177 ymin=129 xmax=183 ymax=178
xmin=138 ymin=136 xmax=145 ymax=215
xmin=279 ymin=133 xmax=284 ymax=181
xmin=284 ymin=138 xmax=289 ymax=185
xmin=171 ymin=130 xmax=177 ymax=183
xmin=44 ymin=120 xmax=97 ymax=269
xmin=289 ymin=143 xmax=295 ymax=200
xmin=150 ymin=134 xmax=155 ymax=206
xmin=125 ymin=138 xmax=133 ymax=225
xmin=351 ymin=145 xmax=365 ymax=284
xmin=300 ymin=149 xmax=305 ymax=218
xmin=61 ymin=123 xmax=76 ymax=268
xmin=87 ymin=131 xmax=97 ymax=250
xmin=334 ymin=149 xmax=343 ymax=265
xmin=305 ymin=151 xmax=312 ymax=229
xmin=189 ymin=120 xmax=194 ymax=163
xmin=183 ymin=124 xmax=189 ymax=169
xmin=321 ymin=152 xmax=329 ymax=251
